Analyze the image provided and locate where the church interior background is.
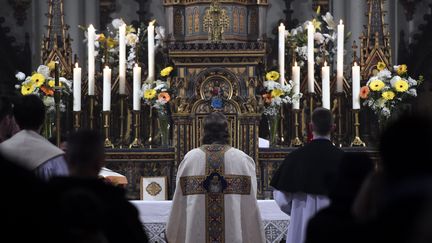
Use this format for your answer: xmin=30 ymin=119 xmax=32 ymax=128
xmin=0 ymin=0 xmax=432 ymax=200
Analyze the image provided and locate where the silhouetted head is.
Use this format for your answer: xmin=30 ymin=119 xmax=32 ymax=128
xmin=13 ymin=95 xmax=45 ymax=131
xmin=0 ymin=96 xmax=18 ymax=142
xmin=330 ymin=152 xmax=374 ymax=202
xmin=202 ymin=112 xmax=230 ymax=145
xmin=380 ymin=113 xmax=432 ymax=183
xmin=311 ymin=107 xmax=334 ymax=137
xmin=66 ymin=129 xmax=105 ymax=178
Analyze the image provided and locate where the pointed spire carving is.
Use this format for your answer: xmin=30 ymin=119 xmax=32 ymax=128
xmin=359 ymin=0 xmax=392 ymax=81
xmin=41 ymin=0 xmax=73 ymax=78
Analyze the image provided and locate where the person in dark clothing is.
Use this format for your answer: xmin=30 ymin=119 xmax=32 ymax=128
xmin=270 ymin=108 xmax=344 ymax=243
xmin=48 ymin=129 xmax=148 ymax=243
xmin=305 ymin=152 xmax=374 ymax=243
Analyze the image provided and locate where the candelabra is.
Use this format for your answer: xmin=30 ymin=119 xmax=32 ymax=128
xmin=129 ymin=111 xmax=144 ymax=148
xmin=147 ymin=108 xmax=153 ymax=147
xmin=279 ymin=106 xmax=285 ymax=144
xmin=290 ymin=109 xmax=303 ymax=147
xmin=103 ymin=111 xmax=114 ymax=148
xmin=117 ymin=94 xmax=127 ymax=147
xmin=73 ymin=111 xmax=81 ymax=131
xmin=350 ymin=109 xmax=366 ymax=147
xmin=88 ymin=95 xmax=96 ymax=129
xmin=335 ymin=92 xmax=345 ymax=147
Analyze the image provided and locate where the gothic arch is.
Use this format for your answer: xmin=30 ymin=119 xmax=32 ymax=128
xmin=193 ymin=8 xmax=200 ymax=33
xmin=233 ymin=8 xmax=239 ymax=33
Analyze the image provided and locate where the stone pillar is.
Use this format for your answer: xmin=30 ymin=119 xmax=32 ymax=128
xmin=31 ymin=0 xmax=49 ymax=68
xmin=332 ymin=0 xmax=345 ymax=22
xmin=257 ymin=2 xmax=268 ymax=40
xmin=64 ymin=0 xmax=84 ymax=63
xmin=85 ymin=0 xmax=100 ymax=29
xmin=347 ymin=0 xmax=366 ymax=59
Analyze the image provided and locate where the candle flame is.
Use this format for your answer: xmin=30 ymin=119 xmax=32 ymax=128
xmin=105 ymin=66 xmax=110 ymax=69
xmin=354 ymin=62 xmax=358 ymax=66
xmin=75 ymin=63 xmax=79 ymax=68
xmin=279 ymin=23 xmax=285 ymax=27
xmin=324 ymin=61 xmax=328 ymax=66
xmin=149 ymin=20 xmax=156 ymax=26
xmin=339 ymin=19 xmax=343 ymax=25
xmin=294 ymin=61 xmax=298 ymax=66
xmin=89 ymin=24 xmax=95 ymax=30
xmin=135 ymin=63 xmax=139 ymax=68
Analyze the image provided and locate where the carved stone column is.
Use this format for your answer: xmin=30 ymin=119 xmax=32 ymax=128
xmin=30 ymin=0 xmax=49 ymax=68
xmin=64 ymin=0 xmax=84 ymax=62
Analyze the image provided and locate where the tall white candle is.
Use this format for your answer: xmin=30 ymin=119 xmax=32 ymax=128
xmin=292 ymin=62 xmax=300 ymax=109
xmin=336 ymin=20 xmax=344 ymax=92
xmin=119 ymin=23 xmax=126 ymax=94
xmin=322 ymin=61 xmax=330 ymax=109
xmin=103 ymin=66 xmax=112 ymax=111
xmin=147 ymin=20 xmax=155 ymax=81
xmin=73 ymin=63 xmax=82 ymax=111
xmin=133 ymin=63 xmax=142 ymax=111
xmin=307 ymin=21 xmax=315 ymax=93
xmin=278 ymin=23 xmax=286 ymax=84
xmin=352 ymin=62 xmax=361 ymax=109
xmin=87 ymin=24 xmax=96 ymax=95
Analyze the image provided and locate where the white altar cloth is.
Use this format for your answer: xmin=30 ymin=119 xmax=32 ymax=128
xmin=130 ymin=200 xmax=289 ymax=243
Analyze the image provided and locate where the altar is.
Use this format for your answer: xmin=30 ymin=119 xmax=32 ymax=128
xmin=130 ymin=200 xmax=289 ymax=243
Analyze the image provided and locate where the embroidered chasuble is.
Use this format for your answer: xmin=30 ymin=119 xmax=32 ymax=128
xmin=166 ymin=145 xmax=266 ymax=243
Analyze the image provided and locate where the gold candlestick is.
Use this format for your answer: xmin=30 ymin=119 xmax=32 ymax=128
xmin=351 ymin=109 xmax=366 ymax=147
xmin=290 ymin=109 xmax=303 ymax=147
xmin=103 ymin=111 xmax=114 ymax=148
xmin=308 ymin=92 xmax=315 ymax=118
xmin=147 ymin=107 xmax=153 ymax=147
xmin=129 ymin=110 xmax=144 ymax=148
xmin=73 ymin=111 xmax=81 ymax=131
xmin=88 ymin=95 xmax=95 ymax=129
xmin=279 ymin=106 xmax=285 ymax=144
xmin=118 ymin=94 xmax=127 ymax=147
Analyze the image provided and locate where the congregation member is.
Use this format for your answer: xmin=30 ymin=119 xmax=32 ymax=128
xmin=166 ymin=112 xmax=266 ymax=243
xmin=0 ymin=96 xmax=19 ymax=143
xmin=270 ymin=108 xmax=344 ymax=243
xmin=0 ymin=95 xmax=68 ymax=180
xmin=48 ymin=129 xmax=148 ymax=243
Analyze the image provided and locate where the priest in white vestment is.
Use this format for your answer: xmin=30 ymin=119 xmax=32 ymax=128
xmin=0 ymin=95 xmax=68 ymax=180
xmin=166 ymin=112 xmax=265 ymax=243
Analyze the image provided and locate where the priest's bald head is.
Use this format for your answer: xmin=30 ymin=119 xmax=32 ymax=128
xmin=202 ymin=112 xmax=230 ymax=145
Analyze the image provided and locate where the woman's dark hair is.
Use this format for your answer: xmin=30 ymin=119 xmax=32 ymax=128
xmin=202 ymin=112 xmax=230 ymax=145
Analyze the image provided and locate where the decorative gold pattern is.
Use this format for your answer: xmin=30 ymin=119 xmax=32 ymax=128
xmin=193 ymin=7 xmax=200 ymax=33
xmin=146 ymin=182 xmax=163 ymax=196
xmin=174 ymin=9 xmax=183 ymax=35
xmin=203 ymin=0 xmax=230 ymax=43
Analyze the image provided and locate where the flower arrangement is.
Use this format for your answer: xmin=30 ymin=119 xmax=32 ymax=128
xmin=261 ymin=71 xmax=301 ymax=116
xmin=285 ymin=7 xmax=350 ymax=68
xmin=15 ymin=63 xmax=72 ymax=113
xmin=141 ymin=66 xmax=175 ymax=115
xmin=360 ymin=62 xmax=423 ymax=121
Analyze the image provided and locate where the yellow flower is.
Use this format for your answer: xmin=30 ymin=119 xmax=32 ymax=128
xmin=126 ymin=25 xmax=136 ymax=34
xmin=266 ymin=71 xmax=280 ymax=81
xmin=311 ymin=18 xmax=322 ymax=31
xmin=47 ymin=61 xmax=56 ymax=71
xmin=98 ymin=33 xmax=106 ymax=42
xmin=382 ymin=91 xmax=395 ymax=100
xmin=144 ymin=89 xmax=157 ymax=99
xmin=397 ymin=64 xmax=407 ymax=76
xmin=271 ymin=89 xmax=284 ymax=98
xmin=48 ymin=80 xmax=62 ymax=88
xmin=106 ymin=37 xmax=117 ymax=49
xmin=316 ymin=6 xmax=321 ymax=15
xmin=31 ymin=73 xmax=45 ymax=87
xmin=377 ymin=61 xmax=386 ymax=71
xmin=160 ymin=66 xmax=174 ymax=77
xmin=21 ymin=82 xmax=35 ymax=95
xmin=369 ymin=79 xmax=385 ymax=91
xmin=394 ymin=80 xmax=409 ymax=92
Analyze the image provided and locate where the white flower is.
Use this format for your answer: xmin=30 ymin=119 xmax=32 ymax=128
xmin=393 ymin=65 xmax=400 ymax=71
xmin=43 ymin=96 xmax=55 ymax=108
xmin=126 ymin=33 xmax=138 ymax=46
xmin=297 ymin=46 xmax=308 ymax=60
xmin=155 ymin=26 xmax=165 ymax=40
xmin=377 ymin=69 xmax=392 ymax=79
xmin=390 ymin=75 xmax=401 ymax=87
xmin=381 ymin=107 xmax=391 ymax=118
xmin=407 ymin=77 xmax=417 ymax=86
xmin=60 ymin=77 xmax=72 ymax=89
xmin=154 ymin=80 xmax=167 ymax=91
xmin=37 ymin=65 xmax=50 ymax=78
xmin=112 ymin=18 xmax=125 ymax=29
xmin=314 ymin=32 xmax=325 ymax=44
xmin=407 ymin=88 xmax=417 ymax=97
xmin=15 ymin=72 xmax=26 ymax=81
xmin=322 ymin=12 xmax=336 ymax=30
xmin=14 ymin=84 xmax=20 ymax=89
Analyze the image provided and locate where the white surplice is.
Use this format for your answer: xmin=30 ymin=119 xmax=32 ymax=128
xmin=274 ymin=190 xmax=330 ymax=243
xmin=166 ymin=146 xmax=266 ymax=243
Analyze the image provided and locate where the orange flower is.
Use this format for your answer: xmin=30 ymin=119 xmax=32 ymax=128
xmin=262 ymin=93 xmax=272 ymax=104
xmin=158 ymin=92 xmax=171 ymax=102
xmin=40 ymin=86 xmax=54 ymax=96
xmin=359 ymin=86 xmax=370 ymax=99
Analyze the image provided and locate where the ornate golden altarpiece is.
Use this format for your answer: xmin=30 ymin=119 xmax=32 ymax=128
xmin=43 ymin=0 xmax=383 ymax=199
